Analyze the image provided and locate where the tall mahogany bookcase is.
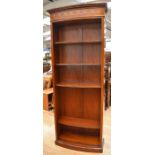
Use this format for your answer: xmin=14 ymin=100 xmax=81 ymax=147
xmin=48 ymin=3 xmax=107 ymax=153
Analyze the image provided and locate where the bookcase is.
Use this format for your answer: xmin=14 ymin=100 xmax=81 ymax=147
xmin=48 ymin=3 xmax=107 ymax=153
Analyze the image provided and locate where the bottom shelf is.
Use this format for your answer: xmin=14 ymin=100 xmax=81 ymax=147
xmin=56 ymin=131 xmax=103 ymax=152
xmin=59 ymin=131 xmax=100 ymax=145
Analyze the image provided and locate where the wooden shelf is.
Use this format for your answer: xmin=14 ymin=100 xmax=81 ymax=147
xmin=56 ymin=63 xmax=101 ymax=66
xmin=55 ymin=40 xmax=101 ymax=45
xmin=49 ymin=4 xmax=106 ymax=152
xmin=58 ymin=116 xmax=100 ymax=129
xmin=56 ymin=82 xmax=101 ymax=88
xmin=59 ymin=131 xmax=100 ymax=145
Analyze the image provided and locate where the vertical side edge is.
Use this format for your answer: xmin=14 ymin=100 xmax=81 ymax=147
xmin=100 ymin=17 xmax=105 ymax=143
xmin=50 ymin=18 xmax=58 ymax=140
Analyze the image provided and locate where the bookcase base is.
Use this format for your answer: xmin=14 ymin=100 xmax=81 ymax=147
xmin=55 ymin=139 xmax=103 ymax=153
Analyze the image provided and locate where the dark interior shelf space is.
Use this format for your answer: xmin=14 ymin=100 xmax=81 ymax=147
xmin=58 ymin=116 xmax=100 ymax=129
xmin=56 ymin=82 xmax=101 ymax=88
xmin=59 ymin=131 xmax=100 ymax=145
xmin=56 ymin=63 xmax=101 ymax=66
xmin=55 ymin=40 xmax=101 ymax=45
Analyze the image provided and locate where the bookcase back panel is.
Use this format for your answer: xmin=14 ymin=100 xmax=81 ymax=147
xmin=57 ymin=24 xmax=82 ymax=42
xmin=58 ymin=88 xmax=100 ymax=120
xmin=82 ymin=23 xmax=101 ymax=41
xmin=58 ymin=66 xmax=82 ymax=83
xmin=83 ymin=89 xmax=100 ymax=120
xmin=59 ymin=88 xmax=83 ymax=117
xmin=58 ymin=45 xmax=82 ymax=63
xmin=57 ymin=66 xmax=101 ymax=84
xmin=83 ymin=66 xmax=101 ymax=84
xmin=61 ymin=125 xmax=100 ymax=136
xmin=56 ymin=44 xmax=101 ymax=64
xmin=54 ymin=20 xmax=101 ymax=42
xmin=83 ymin=44 xmax=101 ymax=64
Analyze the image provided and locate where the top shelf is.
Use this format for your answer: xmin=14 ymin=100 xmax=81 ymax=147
xmin=55 ymin=40 xmax=101 ymax=45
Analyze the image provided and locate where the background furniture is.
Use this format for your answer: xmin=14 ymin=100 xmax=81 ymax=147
xmin=43 ymin=74 xmax=54 ymax=110
xmin=43 ymin=88 xmax=54 ymax=110
xmin=43 ymin=74 xmax=53 ymax=89
xmin=43 ymin=52 xmax=52 ymax=73
xmin=48 ymin=3 xmax=107 ymax=152
xmin=104 ymin=52 xmax=111 ymax=109
xmin=43 ymin=62 xmax=50 ymax=73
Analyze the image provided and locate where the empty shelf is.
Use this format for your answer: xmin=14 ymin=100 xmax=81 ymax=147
xmin=55 ymin=40 xmax=101 ymax=45
xmin=59 ymin=131 xmax=100 ymax=145
xmin=56 ymin=63 xmax=101 ymax=66
xmin=56 ymin=82 xmax=101 ymax=88
xmin=58 ymin=116 xmax=100 ymax=129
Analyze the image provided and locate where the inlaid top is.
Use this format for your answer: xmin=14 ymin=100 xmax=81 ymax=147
xmin=47 ymin=3 xmax=107 ymax=22
xmin=47 ymin=3 xmax=107 ymax=13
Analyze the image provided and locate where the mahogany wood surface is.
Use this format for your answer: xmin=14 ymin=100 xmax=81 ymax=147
xmin=59 ymin=131 xmax=100 ymax=145
xmin=56 ymin=63 xmax=100 ymax=66
xmin=48 ymin=3 xmax=107 ymax=152
xmin=55 ymin=40 xmax=101 ymax=44
xmin=48 ymin=3 xmax=107 ymax=22
xmin=58 ymin=116 xmax=100 ymax=129
xmin=43 ymin=109 xmax=111 ymax=155
xmin=56 ymin=82 xmax=101 ymax=88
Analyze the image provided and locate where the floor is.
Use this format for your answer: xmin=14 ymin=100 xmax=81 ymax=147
xmin=43 ymin=108 xmax=111 ymax=155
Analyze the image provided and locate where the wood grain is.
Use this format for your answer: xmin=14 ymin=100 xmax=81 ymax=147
xmin=59 ymin=131 xmax=100 ymax=145
xmin=49 ymin=3 xmax=106 ymax=152
xmin=50 ymin=7 xmax=105 ymax=22
xmin=56 ymin=82 xmax=101 ymax=88
xmin=43 ymin=108 xmax=111 ymax=155
xmin=58 ymin=116 xmax=100 ymax=129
